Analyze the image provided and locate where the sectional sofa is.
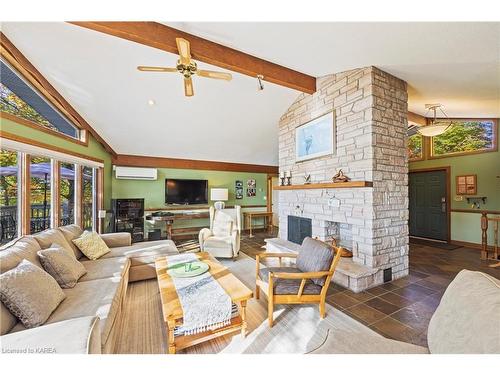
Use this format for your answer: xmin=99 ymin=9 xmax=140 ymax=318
xmin=0 ymin=224 xmax=179 ymax=354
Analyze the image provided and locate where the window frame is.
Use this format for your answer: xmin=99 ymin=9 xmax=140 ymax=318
xmin=429 ymin=118 xmax=498 ymax=159
xmin=0 ymin=143 xmax=104 ymax=242
xmin=1 ymin=57 xmax=88 ymax=146
xmin=407 ymin=133 xmax=425 ymax=162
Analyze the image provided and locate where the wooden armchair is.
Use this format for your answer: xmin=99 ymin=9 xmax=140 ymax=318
xmin=255 ymin=237 xmax=342 ymax=327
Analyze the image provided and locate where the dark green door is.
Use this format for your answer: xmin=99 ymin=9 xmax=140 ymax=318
xmin=409 ymin=170 xmax=448 ymax=241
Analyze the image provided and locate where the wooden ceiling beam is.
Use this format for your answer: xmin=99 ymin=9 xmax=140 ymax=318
xmin=0 ymin=32 xmax=117 ymax=157
xmin=113 ymin=154 xmax=278 ymax=174
xmin=69 ymin=22 xmax=317 ymax=94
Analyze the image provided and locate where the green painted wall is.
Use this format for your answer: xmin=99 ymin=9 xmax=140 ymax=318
xmin=112 ymin=168 xmax=268 ymax=233
xmin=112 ymin=168 xmax=268 ymax=209
xmin=410 ymin=150 xmax=500 ymax=245
xmin=0 ymin=116 xmax=113 ymax=209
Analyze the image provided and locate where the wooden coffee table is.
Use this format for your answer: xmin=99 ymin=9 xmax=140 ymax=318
xmin=155 ymin=252 xmax=253 ymax=354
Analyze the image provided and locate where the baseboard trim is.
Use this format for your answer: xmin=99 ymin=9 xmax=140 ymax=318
xmin=449 ymin=240 xmax=495 ymax=251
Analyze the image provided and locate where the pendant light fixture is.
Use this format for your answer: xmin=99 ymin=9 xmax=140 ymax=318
xmin=417 ymin=104 xmax=454 ymax=137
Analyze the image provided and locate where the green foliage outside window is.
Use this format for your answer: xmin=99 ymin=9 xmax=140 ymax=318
xmin=0 ymin=150 xmax=18 ymax=206
xmin=432 ymin=120 xmax=494 ymax=156
xmin=408 ymin=134 xmax=423 ymax=160
xmin=0 ymin=83 xmax=58 ymax=131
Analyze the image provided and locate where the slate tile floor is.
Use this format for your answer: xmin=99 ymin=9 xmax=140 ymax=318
xmin=178 ymin=230 xmax=500 ymax=348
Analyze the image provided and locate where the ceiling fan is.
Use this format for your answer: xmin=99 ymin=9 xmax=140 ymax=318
xmin=137 ymin=38 xmax=232 ymax=97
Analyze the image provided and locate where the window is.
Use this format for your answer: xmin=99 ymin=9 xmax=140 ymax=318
xmin=60 ymin=162 xmax=76 ymax=226
xmin=0 ymin=149 xmax=19 ymax=244
xmin=431 ymin=120 xmax=497 ymax=157
xmin=408 ymin=133 xmax=423 ymax=160
xmin=82 ymin=166 xmax=96 ymax=231
xmin=30 ymin=156 xmax=52 ymax=234
xmin=0 ymin=60 xmax=80 ymax=139
xmin=0 ymin=145 xmax=101 ymax=240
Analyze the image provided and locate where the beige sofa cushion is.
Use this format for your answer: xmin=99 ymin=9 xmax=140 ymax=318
xmin=72 ymin=231 xmax=110 ymax=260
xmin=9 ymin=276 xmax=127 ymax=349
xmin=99 ymin=232 xmax=131 ymax=248
xmin=58 ymin=225 xmax=85 ymax=259
xmin=0 ymin=236 xmax=43 ymax=272
xmin=0 ymin=260 xmax=66 ymax=328
xmin=38 ymin=244 xmax=87 ymax=288
xmin=1 ymin=316 xmax=101 ymax=354
xmin=1 ymin=302 xmax=18 ymax=335
xmin=79 ymin=257 xmax=130 ymax=282
xmin=98 ymin=240 xmax=178 ymax=261
xmin=427 ymin=270 xmax=500 ymax=354
xmin=0 ymin=236 xmax=43 ymax=335
xmin=34 ymin=229 xmax=76 ymax=259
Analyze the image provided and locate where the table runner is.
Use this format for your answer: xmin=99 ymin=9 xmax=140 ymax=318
xmin=166 ymin=253 xmax=232 ymax=335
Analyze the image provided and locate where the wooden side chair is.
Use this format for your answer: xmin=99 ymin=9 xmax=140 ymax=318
xmin=255 ymin=237 xmax=342 ymax=327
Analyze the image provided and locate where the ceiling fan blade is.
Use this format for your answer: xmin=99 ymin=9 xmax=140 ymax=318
xmin=137 ymin=66 xmax=178 ymax=72
xmin=196 ymin=70 xmax=232 ymax=81
xmin=176 ymin=38 xmax=191 ymax=65
xmin=184 ymin=77 xmax=194 ymax=97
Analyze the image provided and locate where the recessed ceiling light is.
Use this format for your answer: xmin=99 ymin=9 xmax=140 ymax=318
xmin=148 ymin=99 xmax=156 ymax=106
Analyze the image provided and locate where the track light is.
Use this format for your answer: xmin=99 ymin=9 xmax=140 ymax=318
xmin=257 ymin=75 xmax=264 ymax=91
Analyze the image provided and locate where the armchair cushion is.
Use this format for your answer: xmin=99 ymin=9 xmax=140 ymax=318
xmin=259 ymin=267 xmax=322 ymax=295
xmin=212 ymin=211 xmax=234 ymax=237
xmin=203 ymin=236 xmax=233 ymax=249
xmin=296 ymin=237 xmax=333 ymax=286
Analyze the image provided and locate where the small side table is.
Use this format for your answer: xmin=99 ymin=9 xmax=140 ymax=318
xmin=243 ymin=211 xmax=274 ymax=238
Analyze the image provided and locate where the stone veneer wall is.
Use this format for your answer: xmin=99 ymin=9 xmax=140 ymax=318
xmin=278 ymin=66 xmax=409 ymax=290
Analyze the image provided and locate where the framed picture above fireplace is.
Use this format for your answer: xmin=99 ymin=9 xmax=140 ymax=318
xmin=295 ymin=110 xmax=335 ymax=162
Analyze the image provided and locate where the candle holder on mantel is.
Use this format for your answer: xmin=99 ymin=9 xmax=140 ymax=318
xmin=286 ymin=176 xmax=292 ymax=186
xmin=279 ymin=172 xmax=286 ymax=186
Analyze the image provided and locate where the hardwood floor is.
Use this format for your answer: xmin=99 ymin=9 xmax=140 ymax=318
xmin=116 ymin=230 xmax=500 ymax=352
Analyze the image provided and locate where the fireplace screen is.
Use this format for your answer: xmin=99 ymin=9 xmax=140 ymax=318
xmin=287 ymin=216 xmax=312 ymax=245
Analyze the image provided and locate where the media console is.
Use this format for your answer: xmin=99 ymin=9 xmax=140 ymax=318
xmin=145 ymin=209 xmax=210 ymax=240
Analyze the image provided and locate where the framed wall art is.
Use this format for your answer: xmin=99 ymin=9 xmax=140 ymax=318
xmin=295 ymin=110 xmax=335 ymax=162
xmin=235 ymin=180 xmax=243 ymax=199
xmin=456 ymin=174 xmax=477 ymax=195
xmin=246 ymin=179 xmax=256 ymax=197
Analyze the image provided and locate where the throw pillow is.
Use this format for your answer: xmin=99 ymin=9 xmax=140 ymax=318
xmin=72 ymin=231 xmax=110 ymax=260
xmin=296 ymin=237 xmax=334 ymax=286
xmin=58 ymin=225 xmax=85 ymax=259
xmin=38 ymin=244 xmax=87 ymax=288
xmin=0 ymin=259 xmax=65 ymax=328
xmin=34 ymin=228 xmax=77 ymax=260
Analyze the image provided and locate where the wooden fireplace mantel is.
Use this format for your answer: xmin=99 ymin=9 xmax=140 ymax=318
xmin=273 ymin=181 xmax=373 ymax=190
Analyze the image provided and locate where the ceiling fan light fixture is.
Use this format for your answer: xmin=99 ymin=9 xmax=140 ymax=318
xmin=137 ymin=38 xmax=232 ymax=97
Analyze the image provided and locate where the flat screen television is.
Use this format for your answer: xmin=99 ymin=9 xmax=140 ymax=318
xmin=165 ymin=179 xmax=208 ymax=205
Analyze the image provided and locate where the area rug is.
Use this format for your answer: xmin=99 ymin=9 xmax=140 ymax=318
xmin=116 ymin=252 xmax=401 ymax=354
xmin=216 ymin=253 xmax=390 ymax=354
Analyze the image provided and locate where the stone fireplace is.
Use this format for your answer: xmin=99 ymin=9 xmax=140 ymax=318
xmin=276 ymin=66 xmax=409 ymax=292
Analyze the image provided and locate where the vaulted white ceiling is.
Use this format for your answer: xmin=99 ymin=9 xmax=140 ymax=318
xmin=2 ymin=22 xmax=499 ymax=166
xmin=169 ymin=22 xmax=500 ymax=118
